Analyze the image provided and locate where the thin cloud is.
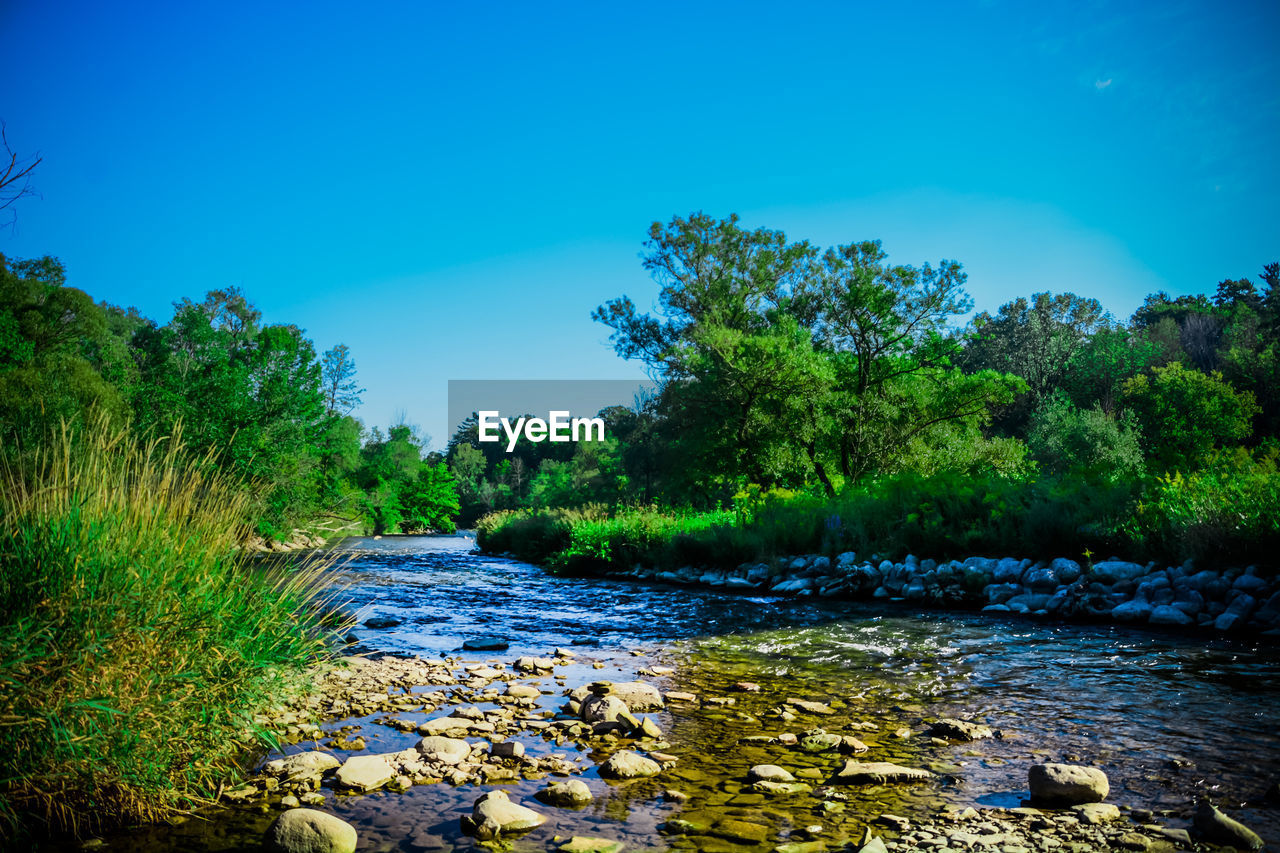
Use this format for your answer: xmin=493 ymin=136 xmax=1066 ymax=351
xmin=1095 ymin=78 xmax=1113 ymax=90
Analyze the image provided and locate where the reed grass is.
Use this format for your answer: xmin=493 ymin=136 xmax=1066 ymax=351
xmin=0 ymin=419 xmax=342 ymax=840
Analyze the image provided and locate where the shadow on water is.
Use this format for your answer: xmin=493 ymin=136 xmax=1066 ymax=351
xmin=105 ymin=534 xmax=1280 ymax=851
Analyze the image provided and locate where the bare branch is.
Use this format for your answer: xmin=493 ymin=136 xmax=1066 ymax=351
xmin=0 ymin=122 xmax=43 ymax=230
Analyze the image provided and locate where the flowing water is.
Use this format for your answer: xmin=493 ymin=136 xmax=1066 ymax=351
xmin=113 ymin=534 xmax=1280 ymax=851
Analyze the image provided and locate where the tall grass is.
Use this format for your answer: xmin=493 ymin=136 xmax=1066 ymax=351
xmin=479 ymin=464 xmax=1280 ymax=574
xmin=0 ymin=420 xmax=340 ymax=840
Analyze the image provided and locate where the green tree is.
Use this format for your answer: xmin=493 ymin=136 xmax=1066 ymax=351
xmin=1122 ymin=363 xmax=1258 ymax=471
xmin=1027 ymin=393 xmax=1145 ymax=480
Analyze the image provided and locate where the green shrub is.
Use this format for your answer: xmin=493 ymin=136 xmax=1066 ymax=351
xmin=0 ymin=421 xmax=340 ymax=839
xmin=1125 ymin=448 xmax=1280 ymax=565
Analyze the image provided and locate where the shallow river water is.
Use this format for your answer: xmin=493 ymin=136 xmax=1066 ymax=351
xmin=115 ymin=534 xmax=1280 ymax=851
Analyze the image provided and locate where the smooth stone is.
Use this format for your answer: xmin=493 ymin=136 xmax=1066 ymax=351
xmin=599 ymin=750 xmax=662 ymax=779
xmin=558 ymin=837 xmax=623 ymax=853
xmin=265 ymin=808 xmax=357 ymax=853
xmin=333 ymin=754 xmax=395 ymax=792
xmin=506 ymin=683 xmax=541 ymax=699
xmin=462 ymin=790 xmax=546 ymax=840
xmin=536 ymin=779 xmax=594 ymax=807
xmin=490 ymin=740 xmax=524 ymax=758
xmin=1028 ymin=763 xmax=1109 ymax=805
xmin=1073 ymin=802 xmax=1121 ymax=824
xmin=363 ymin=617 xmax=401 ymax=629
xmin=753 ymin=780 xmax=813 ymax=795
xmin=581 ymin=694 xmax=632 ymax=724
xmin=748 ymin=764 xmax=795 ymax=783
xmin=415 ymin=736 xmax=471 ymax=765
xmin=262 ymin=751 xmax=340 ymax=783
xmin=830 ymin=761 xmax=937 ymax=784
xmin=787 ymin=697 xmax=835 ymax=715
xmin=712 ymin=818 xmax=771 ymax=844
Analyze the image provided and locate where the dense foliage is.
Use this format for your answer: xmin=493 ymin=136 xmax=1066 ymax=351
xmin=0 ymin=254 xmax=460 ymax=540
xmin=466 ymin=215 xmax=1280 ymax=570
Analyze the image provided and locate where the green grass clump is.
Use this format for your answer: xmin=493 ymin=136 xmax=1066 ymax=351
xmin=0 ymin=421 xmax=340 ymax=840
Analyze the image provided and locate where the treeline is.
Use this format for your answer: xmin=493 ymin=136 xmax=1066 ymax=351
xmin=465 ymin=213 xmax=1279 ymax=567
xmin=0 ymin=254 xmax=459 ymax=540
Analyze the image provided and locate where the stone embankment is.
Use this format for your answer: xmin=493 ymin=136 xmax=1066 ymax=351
xmin=591 ymin=553 xmax=1280 ymax=637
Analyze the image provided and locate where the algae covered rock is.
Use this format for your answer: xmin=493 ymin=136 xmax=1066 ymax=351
xmin=461 ymin=790 xmax=546 ymax=840
xmin=599 ymin=750 xmax=662 ymax=779
xmin=265 ymin=808 xmax=357 ymax=853
xmin=830 ymin=761 xmax=937 ymax=785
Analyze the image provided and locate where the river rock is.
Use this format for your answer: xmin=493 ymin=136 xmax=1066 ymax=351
xmin=1111 ymin=598 xmax=1153 ymax=623
xmin=786 ymin=697 xmax=835 ymax=715
xmin=1092 ymin=561 xmax=1148 ymax=584
xmin=506 ymin=683 xmax=541 ymax=699
xmin=1193 ymin=802 xmax=1263 ymax=849
xmin=1149 ymin=604 xmax=1193 ymax=627
xmin=417 ymin=716 xmax=470 ymax=736
xmin=559 ymin=837 xmax=623 ymax=853
xmin=1215 ymin=593 xmax=1257 ymax=632
xmin=590 ymin=680 xmax=664 ymax=710
xmin=599 ymin=750 xmax=662 ymax=779
xmin=462 ymin=790 xmax=546 ymax=840
xmin=830 ymin=761 xmax=937 ymax=784
xmin=262 ymin=751 xmax=341 ymax=783
xmin=748 ymin=764 xmax=795 ymax=783
xmin=333 ymin=754 xmax=396 ymax=791
xmin=462 ymin=636 xmax=508 ymax=651
xmin=490 ymin=740 xmax=524 ymax=759
xmin=416 ymin=736 xmax=471 ymax=765
xmin=1028 ymin=763 xmax=1109 ymax=805
xmin=265 ymin=808 xmax=357 ymax=853
xmin=536 ymin=778 xmax=594 ymax=806
xmin=753 ymin=780 xmax=813 ymax=795
xmin=514 ymin=655 xmax=554 ymax=672
xmin=363 ymin=616 xmax=401 ymax=629
xmin=1072 ymin=802 xmax=1121 ymax=824
xmin=928 ymin=718 xmax=993 ymax=741
xmin=581 ymin=694 xmax=634 ymax=724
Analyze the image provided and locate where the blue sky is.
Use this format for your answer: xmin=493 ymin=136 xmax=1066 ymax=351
xmin=2 ymin=0 xmax=1277 ymax=447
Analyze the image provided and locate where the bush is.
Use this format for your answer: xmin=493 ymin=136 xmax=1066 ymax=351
xmin=1125 ymin=448 xmax=1280 ymax=565
xmin=0 ymin=421 xmax=339 ymax=839
xmin=1028 ymin=394 xmax=1145 ymax=479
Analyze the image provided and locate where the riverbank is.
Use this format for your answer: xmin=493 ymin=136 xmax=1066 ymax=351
xmin=547 ymin=552 xmax=1280 ymax=639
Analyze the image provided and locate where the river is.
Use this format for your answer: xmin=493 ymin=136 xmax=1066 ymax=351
xmin=116 ymin=534 xmax=1280 ymax=851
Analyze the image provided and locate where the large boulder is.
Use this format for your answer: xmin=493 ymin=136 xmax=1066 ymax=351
xmin=574 ymin=680 xmax=663 ymax=711
xmin=599 ymin=750 xmax=662 ymax=779
xmin=265 ymin=808 xmax=358 ymax=853
xmin=1028 ymin=763 xmax=1109 ymax=805
xmin=1111 ymin=598 xmax=1153 ymax=623
xmin=462 ymin=790 xmax=546 ymax=840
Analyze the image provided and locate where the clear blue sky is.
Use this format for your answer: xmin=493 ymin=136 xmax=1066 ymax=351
xmin=2 ymin=0 xmax=1277 ymax=447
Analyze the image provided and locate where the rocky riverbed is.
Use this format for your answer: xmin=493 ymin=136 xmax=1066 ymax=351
xmin=87 ymin=535 xmax=1279 ymax=853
